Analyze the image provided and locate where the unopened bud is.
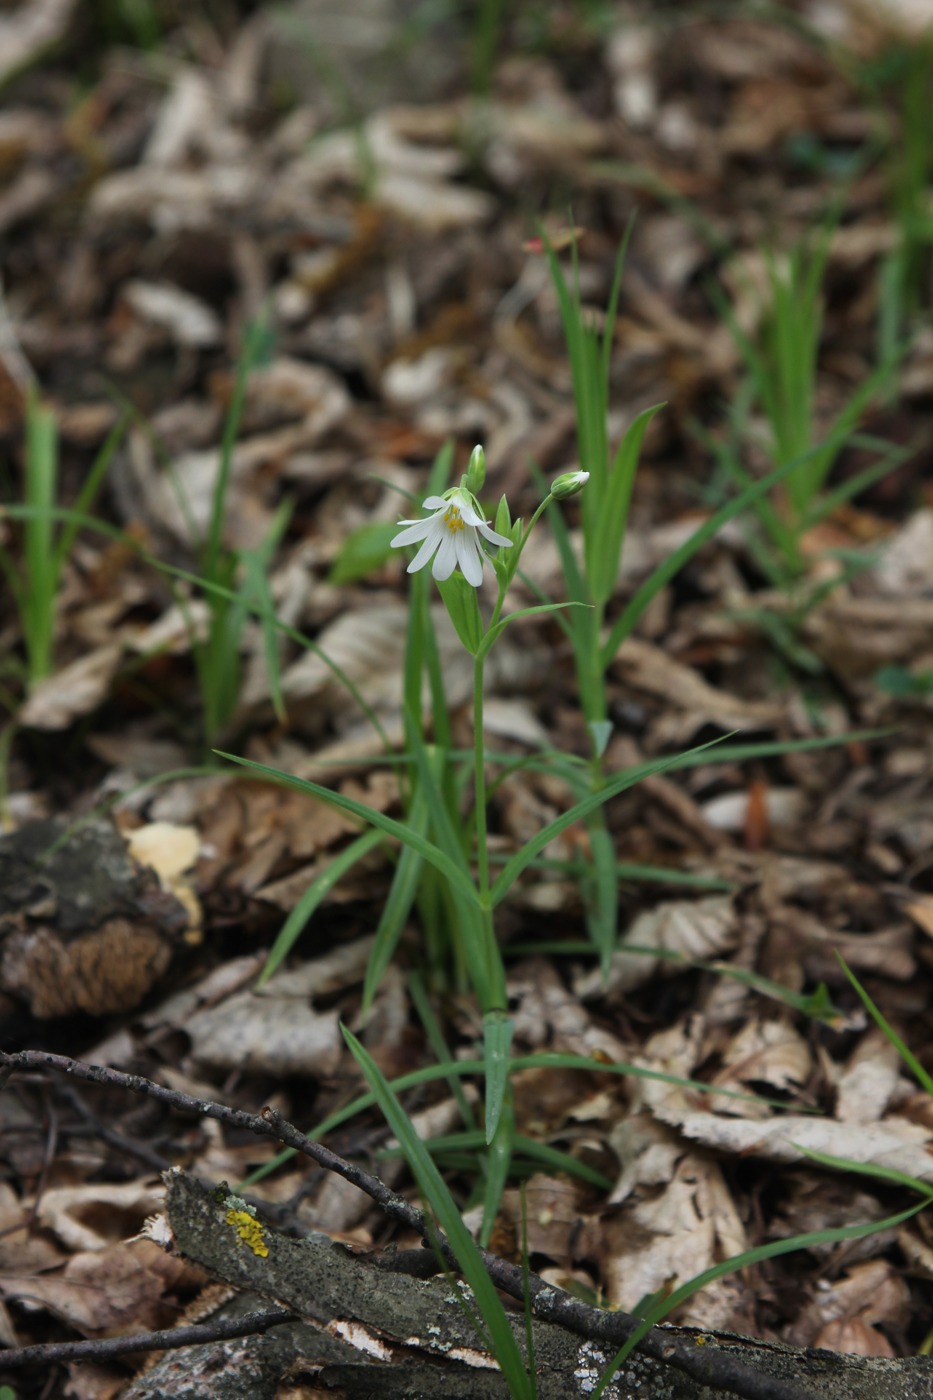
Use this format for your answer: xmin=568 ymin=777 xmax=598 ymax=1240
xmin=464 ymin=444 xmax=486 ymax=494
xmin=550 ymin=469 xmax=589 ymax=500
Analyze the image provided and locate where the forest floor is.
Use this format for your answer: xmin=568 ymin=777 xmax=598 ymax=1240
xmin=1 ymin=1 xmax=933 ymax=1396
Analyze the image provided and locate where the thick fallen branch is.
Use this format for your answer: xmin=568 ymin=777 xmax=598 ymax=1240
xmin=2 ymin=1050 xmax=931 ymax=1400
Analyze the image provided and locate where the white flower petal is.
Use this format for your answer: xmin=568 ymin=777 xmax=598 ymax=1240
xmin=476 ymin=521 xmax=513 ymax=548
xmin=422 ymin=495 xmax=448 ymax=510
xmin=456 ymin=529 xmax=484 ymax=586
xmin=407 ymin=527 xmax=443 ymax=574
xmin=456 ymin=495 xmax=485 ymax=527
xmin=432 ymin=530 xmax=459 ymax=580
xmin=391 ymin=518 xmax=435 ymax=547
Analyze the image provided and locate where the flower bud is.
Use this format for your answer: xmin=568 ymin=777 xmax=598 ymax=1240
xmin=464 ymin=444 xmax=486 ymax=494
xmin=550 ymin=469 xmax=589 ymax=500
xmin=493 ymin=494 xmax=511 ymax=538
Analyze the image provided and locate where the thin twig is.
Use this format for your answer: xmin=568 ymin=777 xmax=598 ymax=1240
xmin=0 ymin=1050 xmax=814 ymax=1400
xmin=0 ymin=1306 xmax=295 ymax=1370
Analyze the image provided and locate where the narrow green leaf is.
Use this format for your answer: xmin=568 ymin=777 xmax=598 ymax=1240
xmin=589 ymin=720 xmax=613 ymax=760
xmin=837 ymin=954 xmax=933 ymax=1096
xmin=595 ymin=1202 xmax=928 ymax=1388
xmin=408 ymin=971 xmax=477 ymax=1133
xmin=54 ymin=412 xmax=128 ymax=575
xmin=589 ymin=402 xmax=665 ymax=606
xmin=793 ymin=1143 xmax=933 ymax=1195
xmin=480 ymin=600 xmax=587 ymax=656
xmin=361 ymin=790 xmax=428 ymax=1014
xmin=342 ymin=1027 xmax=533 ymax=1400
xmin=600 ymin=435 xmax=854 ymax=667
xmin=490 ymin=738 xmax=727 ymax=906
xmin=238 ymin=1050 xmax=793 ymax=1190
xmin=483 ymin=1010 xmax=514 ymax=1145
xmin=259 ymin=827 xmax=383 ymax=985
xmin=481 ymin=1088 xmax=513 ymax=1246
xmin=437 ymin=572 xmax=485 ymax=655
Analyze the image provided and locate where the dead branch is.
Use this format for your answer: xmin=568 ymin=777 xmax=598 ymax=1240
xmin=0 ymin=1306 xmax=294 ymax=1369
xmin=2 ymin=1049 xmax=931 ymax=1400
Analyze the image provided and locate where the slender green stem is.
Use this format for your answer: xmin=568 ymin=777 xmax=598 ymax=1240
xmin=508 ymin=495 xmax=553 ymax=590
xmin=472 ymin=652 xmax=505 ymax=1008
xmin=473 ymin=654 xmax=489 ymax=900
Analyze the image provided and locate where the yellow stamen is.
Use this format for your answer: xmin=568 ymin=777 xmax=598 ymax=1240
xmin=444 ymin=506 xmax=466 ymax=533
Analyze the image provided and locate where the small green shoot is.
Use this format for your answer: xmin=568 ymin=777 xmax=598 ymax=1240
xmin=709 ymin=217 xmax=904 ymax=586
xmin=0 ymin=394 xmax=125 ymax=693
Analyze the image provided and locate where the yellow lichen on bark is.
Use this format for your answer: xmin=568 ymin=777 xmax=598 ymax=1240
xmin=226 ymin=1207 xmax=269 ymax=1257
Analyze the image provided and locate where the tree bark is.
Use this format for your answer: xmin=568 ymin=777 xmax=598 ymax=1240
xmin=154 ymin=1169 xmax=933 ymax=1400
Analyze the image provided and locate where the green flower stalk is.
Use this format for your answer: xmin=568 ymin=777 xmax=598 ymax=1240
xmin=391 ymin=454 xmax=589 ymax=1156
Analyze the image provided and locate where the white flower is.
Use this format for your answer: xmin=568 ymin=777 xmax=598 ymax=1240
xmin=391 ymin=487 xmax=513 ymax=587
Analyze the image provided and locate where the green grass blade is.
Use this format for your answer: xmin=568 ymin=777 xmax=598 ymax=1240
xmin=481 ymin=1088 xmax=514 ymax=1246
xmin=405 ymin=1131 xmax=613 ymax=1193
xmin=513 ymin=1134 xmax=613 ymax=1192
xmin=481 ymin=600 xmax=587 ymax=656
xmin=584 ymin=815 xmax=619 ymax=974
xmin=600 ymin=437 xmax=851 ymax=667
xmin=837 ymin=954 xmax=933 ymax=1096
xmin=238 ymin=1051 xmax=794 ymax=1190
xmin=204 ymin=315 xmax=269 ymax=578
xmin=483 ymin=1010 xmax=514 ymax=1145
xmin=7 ymin=502 xmax=394 ymax=750
xmin=490 ymin=738 xmax=727 ymax=906
xmin=361 ymin=789 xmax=428 ymax=1014
xmin=258 ymin=828 xmax=384 ymax=985
xmin=53 ymin=412 xmax=128 ymax=575
xmin=342 ymin=1027 xmax=534 ymax=1400
xmin=593 ymin=1201 xmax=928 ymax=1391
xmin=492 ymin=727 xmax=869 ymax=908
xmin=793 ymin=1143 xmax=933 ymax=1195
xmin=589 ymin=403 xmax=665 ymax=607
xmin=22 ymin=394 xmax=57 ymax=683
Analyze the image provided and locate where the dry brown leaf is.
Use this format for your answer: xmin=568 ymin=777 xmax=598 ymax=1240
xmin=804 ymin=596 xmax=933 ymax=677
xmin=814 ymin=1319 xmax=896 ymax=1358
xmin=509 ymin=959 xmax=628 ymax=1061
xmin=35 ymin=1181 xmax=164 ymax=1252
xmin=18 ymin=644 xmax=123 ymax=729
xmin=500 ymin=1175 xmax=584 ymax=1262
xmin=122 ymin=281 xmax=223 ymax=348
xmin=711 ymin=1018 xmax=812 ymax=1107
xmin=166 ymin=936 xmax=377 ymax=1075
xmin=610 ymin=637 xmax=784 ymax=744
xmin=648 ymin=1093 xmax=933 ymax=1183
xmin=834 ymin=1028 xmax=903 ymax=1124
xmin=0 ymin=1238 xmax=190 ymax=1338
xmin=597 ymin=1151 xmax=747 ymax=1328
xmin=788 ymin=1258 xmax=910 ymax=1353
xmin=0 ymin=0 xmax=77 ymax=84
xmin=576 ymin=894 xmax=737 ymax=997
xmin=0 ymin=1183 xmax=65 ymax=1274
xmin=183 ymin=985 xmax=342 ymax=1078
xmin=61 ymin=1360 xmax=127 ymax=1400
xmin=144 ymin=67 xmax=216 ymax=166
